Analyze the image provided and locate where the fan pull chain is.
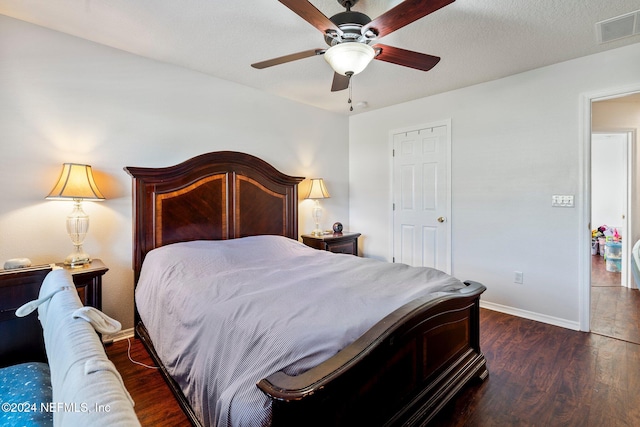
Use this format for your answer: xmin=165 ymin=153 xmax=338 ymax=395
xmin=348 ymin=75 xmax=353 ymax=112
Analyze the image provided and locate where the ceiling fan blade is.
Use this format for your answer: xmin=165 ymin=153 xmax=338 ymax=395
xmin=331 ymin=73 xmax=350 ymax=92
xmin=251 ymin=49 xmax=325 ymax=69
xmin=374 ymin=44 xmax=440 ymax=72
xmin=363 ymin=0 xmax=455 ymax=39
xmin=278 ymin=0 xmax=342 ymax=36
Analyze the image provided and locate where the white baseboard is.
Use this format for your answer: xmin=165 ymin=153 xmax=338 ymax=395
xmin=480 ymin=301 xmax=581 ymax=331
xmin=102 ymin=327 xmax=135 ymax=344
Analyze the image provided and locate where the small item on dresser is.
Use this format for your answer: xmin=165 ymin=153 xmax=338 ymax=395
xmin=332 ymin=222 xmax=343 ymax=234
xmin=3 ymin=258 xmax=32 ymax=270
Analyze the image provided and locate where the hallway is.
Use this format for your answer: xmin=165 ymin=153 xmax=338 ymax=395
xmin=591 ymin=254 xmax=640 ymax=344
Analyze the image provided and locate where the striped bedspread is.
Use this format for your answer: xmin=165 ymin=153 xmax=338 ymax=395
xmin=136 ymin=235 xmax=463 ymax=426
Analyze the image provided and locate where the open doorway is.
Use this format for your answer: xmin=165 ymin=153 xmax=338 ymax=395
xmin=591 ymin=132 xmax=629 ymax=287
xmin=589 ymin=93 xmax=640 ymax=343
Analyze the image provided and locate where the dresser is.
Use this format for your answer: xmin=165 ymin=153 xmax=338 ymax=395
xmin=0 ymin=260 xmax=108 ymax=367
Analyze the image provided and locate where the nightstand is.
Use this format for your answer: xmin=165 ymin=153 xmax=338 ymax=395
xmin=302 ymin=232 xmax=361 ymax=256
xmin=56 ymin=259 xmax=108 ymax=311
xmin=0 ymin=265 xmax=51 ymax=366
xmin=0 ymin=259 xmax=108 ymax=367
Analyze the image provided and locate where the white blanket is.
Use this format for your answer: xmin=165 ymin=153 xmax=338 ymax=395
xmin=38 ymin=269 xmax=140 ymax=427
xmin=136 ymin=235 xmax=464 ymax=427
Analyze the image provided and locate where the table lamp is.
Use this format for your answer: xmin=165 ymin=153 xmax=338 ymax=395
xmin=304 ymin=178 xmax=330 ymax=236
xmin=46 ymin=163 xmax=105 ymax=267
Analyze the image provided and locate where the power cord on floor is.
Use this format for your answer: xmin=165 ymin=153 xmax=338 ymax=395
xmin=127 ymin=337 xmax=160 ymax=370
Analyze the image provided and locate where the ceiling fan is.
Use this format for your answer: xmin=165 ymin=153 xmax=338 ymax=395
xmin=251 ymin=0 xmax=455 ymax=92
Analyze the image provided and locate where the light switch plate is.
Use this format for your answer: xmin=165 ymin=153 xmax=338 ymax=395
xmin=552 ymin=195 xmax=574 ymax=207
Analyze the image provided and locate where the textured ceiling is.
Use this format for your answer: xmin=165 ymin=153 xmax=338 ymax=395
xmin=1 ymin=0 xmax=640 ymax=115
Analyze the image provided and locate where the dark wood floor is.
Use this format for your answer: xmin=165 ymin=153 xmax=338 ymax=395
xmin=430 ymin=309 xmax=640 ymax=427
xmin=591 ymin=252 xmax=621 ymax=287
xmin=591 ymin=254 xmax=640 ymax=344
xmin=105 ymin=337 xmax=190 ymax=426
xmin=107 ymin=304 xmax=640 ymax=426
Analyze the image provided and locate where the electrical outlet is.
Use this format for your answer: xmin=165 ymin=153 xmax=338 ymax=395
xmin=514 ymin=271 xmax=523 ymax=284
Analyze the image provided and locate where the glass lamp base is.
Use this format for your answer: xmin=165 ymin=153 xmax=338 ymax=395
xmin=64 ymin=247 xmax=91 ymax=268
xmin=64 ymin=201 xmax=91 ymax=268
xmin=311 ymin=201 xmax=323 ymax=237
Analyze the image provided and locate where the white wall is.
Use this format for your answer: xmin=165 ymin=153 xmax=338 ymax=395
xmin=0 ymin=16 xmax=349 ymax=329
xmin=349 ymin=42 xmax=640 ymax=328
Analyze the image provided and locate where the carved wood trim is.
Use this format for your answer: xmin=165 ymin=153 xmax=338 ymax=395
xmin=154 ymin=174 xmax=227 ymax=247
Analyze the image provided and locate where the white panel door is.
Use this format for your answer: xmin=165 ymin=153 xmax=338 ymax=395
xmin=392 ymin=124 xmax=450 ymax=272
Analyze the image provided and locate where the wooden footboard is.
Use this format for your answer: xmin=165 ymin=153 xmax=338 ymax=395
xmin=259 ymin=280 xmax=487 ymax=427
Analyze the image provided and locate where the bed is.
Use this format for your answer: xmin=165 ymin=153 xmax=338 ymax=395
xmin=124 ymin=151 xmax=488 ymax=427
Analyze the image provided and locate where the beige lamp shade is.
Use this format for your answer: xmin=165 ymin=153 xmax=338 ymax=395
xmin=46 ymin=163 xmax=105 ymax=201
xmin=304 ymin=178 xmax=330 ymax=200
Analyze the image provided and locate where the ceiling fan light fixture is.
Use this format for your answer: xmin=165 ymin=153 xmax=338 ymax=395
xmin=324 ymin=42 xmax=375 ymax=76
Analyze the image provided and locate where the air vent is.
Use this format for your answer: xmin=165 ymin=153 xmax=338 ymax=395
xmin=596 ymin=10 xmax=640 ymax=44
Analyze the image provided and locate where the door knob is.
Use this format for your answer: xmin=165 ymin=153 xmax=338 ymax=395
xmin=437 ymin=216 xmax=446 ymax=223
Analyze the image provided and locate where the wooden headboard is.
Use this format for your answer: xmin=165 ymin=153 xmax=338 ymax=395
xmin=124 ymin=151 xmax=304 ymax=282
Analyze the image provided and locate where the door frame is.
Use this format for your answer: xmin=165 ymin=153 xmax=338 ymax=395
xmin=580 ymin=85 xmax=640 ymax=331
xmin=389 ymin=119 xmax=452 ymax=274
